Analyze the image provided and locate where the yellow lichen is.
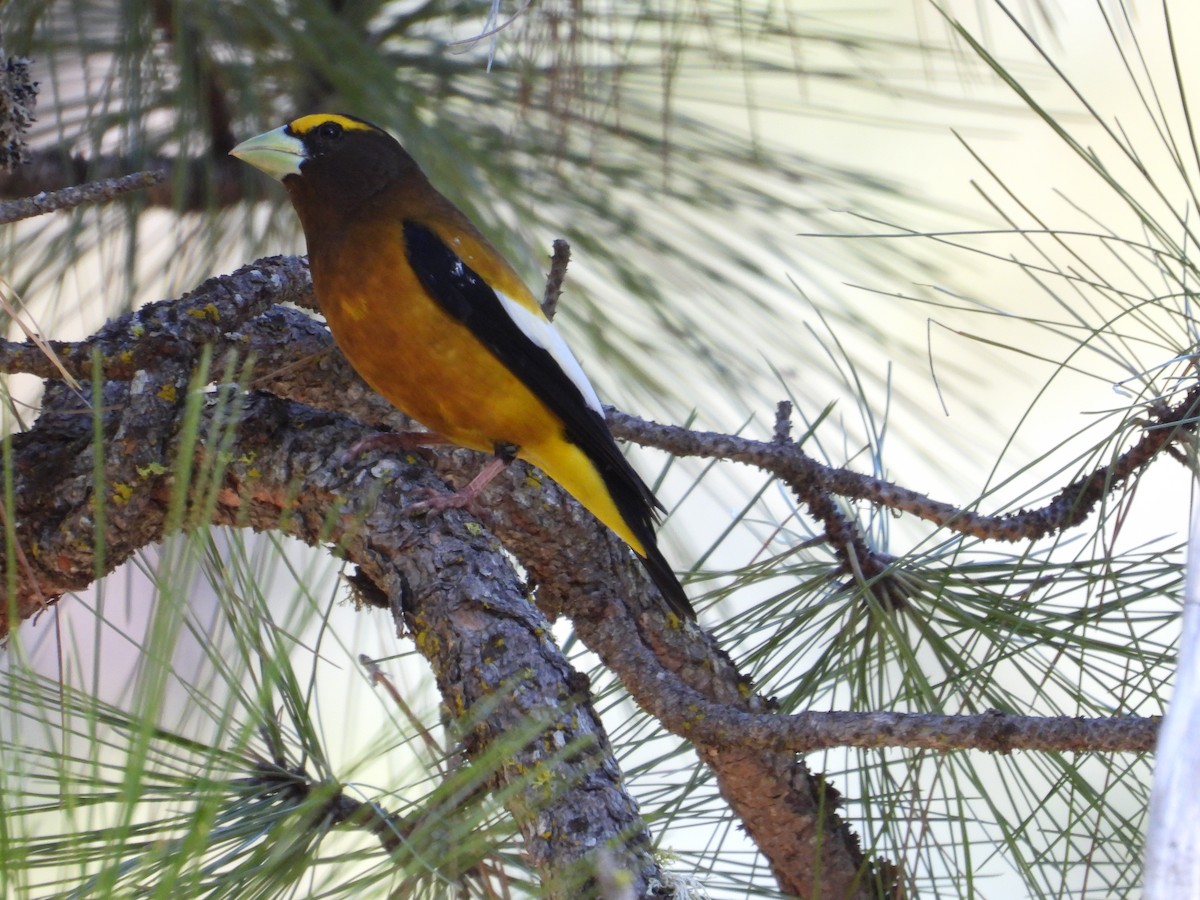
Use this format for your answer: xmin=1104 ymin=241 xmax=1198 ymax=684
xmin=185 ymin=303 xmax=220 ymax=322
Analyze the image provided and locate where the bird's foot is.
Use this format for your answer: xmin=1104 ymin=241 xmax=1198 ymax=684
xmin=407 ymin=484 xmax=485 ymax=518
xmin=406 ymin=455 xmax=511 ymax=519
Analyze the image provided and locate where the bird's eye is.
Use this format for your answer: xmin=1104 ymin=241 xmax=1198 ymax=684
xmin=317 ymin=121 xmax=343 ymax=140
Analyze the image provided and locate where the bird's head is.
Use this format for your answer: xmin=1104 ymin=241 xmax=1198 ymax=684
xmin=231 ymin=113 xmax=411 ymax=209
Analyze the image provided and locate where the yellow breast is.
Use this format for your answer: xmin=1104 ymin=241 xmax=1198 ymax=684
xmin=310 ymin=221 xmax=561 ymax=455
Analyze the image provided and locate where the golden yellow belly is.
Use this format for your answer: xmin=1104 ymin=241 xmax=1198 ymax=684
xmin=310 ymin=236 xmax=644 ymax=554
xmin=314 ymin=241 xmax=558 ymax=453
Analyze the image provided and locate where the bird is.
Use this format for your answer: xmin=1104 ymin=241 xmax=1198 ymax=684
xmin=230 ymin=113 xmax=694 ymax=621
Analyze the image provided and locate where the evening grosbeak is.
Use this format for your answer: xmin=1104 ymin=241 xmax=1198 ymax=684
xmin=230 ymin=114 xmax=694 ymax=620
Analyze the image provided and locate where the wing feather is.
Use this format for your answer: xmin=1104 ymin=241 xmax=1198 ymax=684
xmin=401 ymin=220 xmax=664 ymax=529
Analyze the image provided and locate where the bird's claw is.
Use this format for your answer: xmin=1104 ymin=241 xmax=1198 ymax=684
xmin=407 ymin=486 xmax=483 ymax=518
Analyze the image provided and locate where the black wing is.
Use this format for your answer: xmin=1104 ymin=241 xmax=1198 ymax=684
xmin=403 ymin=221 xmax=693 ymax=619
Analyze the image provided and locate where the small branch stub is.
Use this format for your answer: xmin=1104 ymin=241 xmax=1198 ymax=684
xmin=542 ymin=238 xmax=571 ymax=320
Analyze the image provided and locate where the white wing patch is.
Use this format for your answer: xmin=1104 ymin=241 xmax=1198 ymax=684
xmin=496 ymin=291 xmax=605 ymax=415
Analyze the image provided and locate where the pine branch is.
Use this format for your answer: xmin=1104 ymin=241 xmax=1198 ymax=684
xmin=0 ymin=51 xmax=36 ymax=172
xmin=0 ymin=150 xmax=258 ymax=210
xmin=0 ymin=170 xmax=166 ymax=224
xmin=606 ymin=399 xmax=1195 ymax=544
xmin=0 ymin=254 xmax=1173 ymax=898
xmin=6 ymin=382 xmax=664 ymax=897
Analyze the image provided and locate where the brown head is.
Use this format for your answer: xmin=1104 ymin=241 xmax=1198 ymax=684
xmin=230 ymin=113 xmax=433 ymax=232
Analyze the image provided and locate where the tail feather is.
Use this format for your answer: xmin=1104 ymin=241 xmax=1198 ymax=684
xmin=637 ymin=539 xmax=695 ymax=621
xmin=580 ymin=439 xmax=696 ymax=621
xmin=524 ymin=432 xmax=695 ymax=620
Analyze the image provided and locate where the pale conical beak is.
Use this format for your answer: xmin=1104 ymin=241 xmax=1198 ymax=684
xmin=229 ymin=126 xmax=305 ymax=181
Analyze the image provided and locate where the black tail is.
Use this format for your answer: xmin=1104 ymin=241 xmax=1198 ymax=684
xmin=637 ymin=538 xmax=696 ymax=621
xmin=585 ymin=436 xmax=696 ymax=621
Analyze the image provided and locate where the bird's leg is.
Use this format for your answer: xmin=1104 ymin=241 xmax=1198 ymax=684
xmin=408 ymin=442 xmax=519 ymax=516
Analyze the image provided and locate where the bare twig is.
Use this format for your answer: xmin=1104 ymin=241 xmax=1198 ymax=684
xmin=567 ymin=588 xmax=1158 ymax=754
xmin=359 ymin=654 xmax=446 ymax=772
xmin=541 ymin=238 xmax=571 ymax=319
xmin=0 ymin=170 xmax=166 ymax=224
xmin=0 ymin=151 xmax=252 ymax=210
xmin=606 ymin=401 xmax=1197 ymax=544
xmin=772 ymin=399 xmax=793 ymax=443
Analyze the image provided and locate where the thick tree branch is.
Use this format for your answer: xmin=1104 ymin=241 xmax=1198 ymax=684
xmin=0 ymin=52 xmax=36 ymax=171
xmin=6 ymin=254 xmax=1181 ymax=559
xmin=0 ymin=256 xmax=666 ymax=895
xmin=494 ymin=499 xmax=883 ymax=897
xmin=9 ymin=383 xmax=665 ymax=896
xmin=208 ymin=396 xmax=663 ymax=897
xmin=0 ymin=255 xmax=1173 ymax=899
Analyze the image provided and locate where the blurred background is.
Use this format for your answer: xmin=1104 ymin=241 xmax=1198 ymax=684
xmin=0 ymin=0 xmax=1191 ymax=896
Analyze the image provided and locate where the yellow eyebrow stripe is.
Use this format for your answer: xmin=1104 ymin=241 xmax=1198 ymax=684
xmin=287 ymin=114 xmax=379 ymax=136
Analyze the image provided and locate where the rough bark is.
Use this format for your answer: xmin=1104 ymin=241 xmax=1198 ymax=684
xmin=0 ymin=257 xmax=1160 ymax=899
